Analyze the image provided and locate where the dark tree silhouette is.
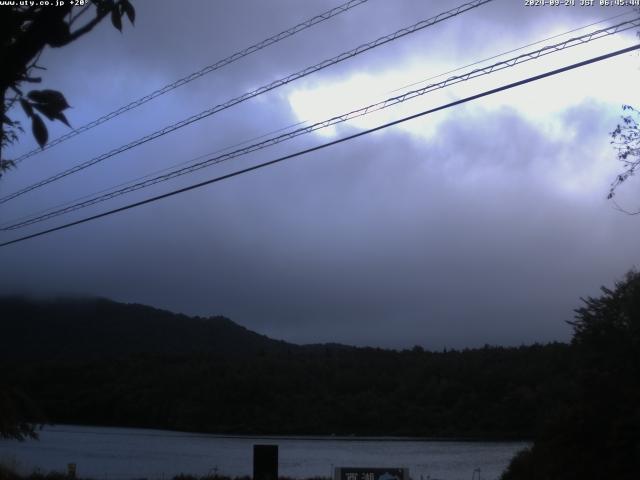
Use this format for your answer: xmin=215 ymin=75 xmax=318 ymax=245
xmin=0 ymin=0 xmax=135 ymax=176
xmin=502 ymin=270 xmax=640 ymax=480
xmin=0 ymin=0 xmax=135 ymax=440
xmin=0 ymin=386 xmax=43 ymax=440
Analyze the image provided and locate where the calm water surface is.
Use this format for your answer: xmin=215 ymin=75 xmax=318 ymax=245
xmin=0 ymin=425 xmax=528 ymax=480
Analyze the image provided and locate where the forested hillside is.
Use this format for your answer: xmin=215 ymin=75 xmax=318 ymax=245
xmin=1 ymin=296 xmax=573 ymax=438
xmin=0 ymin=296 xmax=295 ymax=360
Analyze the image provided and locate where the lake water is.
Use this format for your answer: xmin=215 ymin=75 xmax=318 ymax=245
xmin=0 ymin=425 xmax=528 ymax=480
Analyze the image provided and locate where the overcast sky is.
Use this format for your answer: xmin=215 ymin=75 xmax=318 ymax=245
xmin=1 ymin=0 xmax=639 ymax=349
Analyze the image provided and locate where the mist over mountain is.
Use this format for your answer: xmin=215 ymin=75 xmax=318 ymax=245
xmin=0 ymin=296 xmax=300 ymax=360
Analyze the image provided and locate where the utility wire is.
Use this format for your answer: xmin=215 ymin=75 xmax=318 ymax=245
xmin=388 ymin=8 xmax=637 ymax=94
xmin=2 ymin=43 xmax=638 ymax=249
xmin=0 ymin=120 xmax=309 ymax=229
xmin=0 ymin=0 xmax=494 ymax=206
xmin=6 ymin=10 xmax=631 ymax=230
xmin=10 ymin=0 xmax=370 ymax=164
xmin=3 ymin=18 xmax=638 ymax=231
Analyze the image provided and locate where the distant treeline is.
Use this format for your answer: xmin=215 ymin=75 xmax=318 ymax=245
xmin=0 ymin=297 xmax=573 ymax=438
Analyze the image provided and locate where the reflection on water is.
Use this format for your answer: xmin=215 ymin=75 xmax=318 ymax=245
xmin=0 ymin=425 xmax=528 ymax=480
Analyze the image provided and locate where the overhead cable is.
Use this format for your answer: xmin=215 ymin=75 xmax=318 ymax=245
xmin=11 ymin=9 xmax=632 ymax=230
xmin=0 ymin=120 xmax=309 ymax=230
xmin=388 ymin=8 xmax=637 ymax=94
xmin=2 ymin=43 xmax=638 ymax=248
xmin=3 ymin=18 xmax=638 ymax=231
xmin=0 ymin=0 xmax=494 ymax=205
xmin=10 ymin=0 xmax=370 ymax=164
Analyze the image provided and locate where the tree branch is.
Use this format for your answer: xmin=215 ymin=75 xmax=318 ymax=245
xmin=65 ymin=9 xmax=110 ymax=44
xmin=611 ymin=197 xmax=640 ymax=216
xmin=69 ymin=3 xmax=92 ymax=27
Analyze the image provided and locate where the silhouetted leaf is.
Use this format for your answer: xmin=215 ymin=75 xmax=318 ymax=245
xmin=111 ymin=8 xmax=122 ymax=31
xmin=121 ymin=0 xmax=135 ymax=25
xmin=20 ymin=99 xmax=34 ymax=118
xmin=56 ymin=112 xmax=71 ymax=128
xmin=32 ymin=102 xmax=57 ymax=121
xmin=27 ymin=90 xmax=70 ymax=111
xmin=32 ymin=102 xmax=71 ymax=127
xmin=31 ymin=114 xmax=48 ymax=148
xmin=93 ymin=0 xmax=116 ymax=16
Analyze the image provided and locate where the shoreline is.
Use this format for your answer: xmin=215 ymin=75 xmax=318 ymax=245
xmin=1 ymin=467 xmax=329 ymax=480
xmin=33 ymin=424 xmax=532 ymax=443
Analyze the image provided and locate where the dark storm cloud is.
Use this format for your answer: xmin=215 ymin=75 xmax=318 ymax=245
xmin=1 ymin=0 xmax=639 ymax=348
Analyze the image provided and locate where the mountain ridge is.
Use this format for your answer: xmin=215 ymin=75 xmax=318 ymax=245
xmin=0 ymin=295 xmax=574 ymax=438
xmin=0 ymin=295 xmax=309 ymax=360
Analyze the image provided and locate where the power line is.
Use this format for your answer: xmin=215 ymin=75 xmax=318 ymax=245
xmin=3 ymin=18 xmax=638 ymax=231
xmin=10 ymin=0 xmax=370 ymax=164
xmin=0 ymin=0 xmax=494 ymax=206
xmin=0 ymin=120 xmax=309 ymax=229
xmin=0 ymin=120 xmax=314 ymax=230
xmin=2 ymin=43 xmax=638 ymax=249
xmin=6 ymin=11 xmax=631 ymax=230
xmin=388 ymin=8 xmax=637 ymax=95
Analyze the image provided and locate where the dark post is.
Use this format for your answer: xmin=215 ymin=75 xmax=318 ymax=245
xmin=253 ymin=444 xmax=278 ymax=480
